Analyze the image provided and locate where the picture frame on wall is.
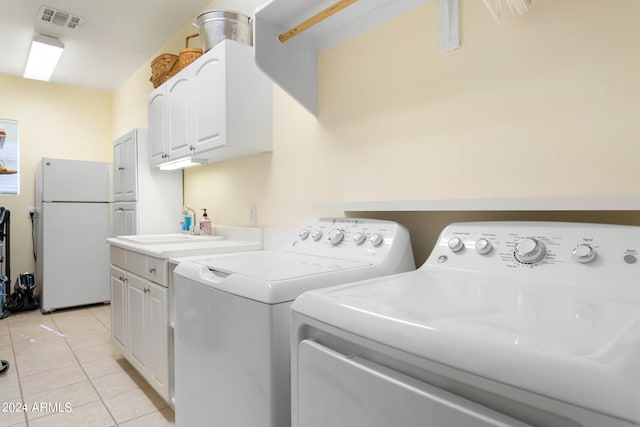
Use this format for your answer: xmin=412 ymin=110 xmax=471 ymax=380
xmin=0 ymin=118 xmax=19 ymax=195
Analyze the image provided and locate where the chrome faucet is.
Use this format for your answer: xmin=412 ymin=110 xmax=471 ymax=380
xmin=182 ymin=207 xmax=196 ymax=233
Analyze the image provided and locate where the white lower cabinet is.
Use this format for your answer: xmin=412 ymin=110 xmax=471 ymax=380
xmin=146 ymin=280 xmax=169 ymax=395
xmin=109 ymin=253 xmax=170 ymax=403
xmin=110 ymin=268 xmax=126 ymax=351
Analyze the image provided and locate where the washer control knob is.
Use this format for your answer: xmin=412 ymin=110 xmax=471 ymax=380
xmin=311 ymin=230 xmax=323 ymax=241
xmin=328 ymin=229 xmax=345 ymax=246
xmin=298 ymin=229 xmax=310 ymax=240
xmin=447 ymin=236 xmax=464 ymax=252
xmin=514 ymin=237 xmax=546 ymax=264
xmin=572 ymin=244 xmax=595 ymax=263
xmin=369 ymin=233 xmax=384 ymax=247
xmin=352 ymin=232 xmax=366 ymax=245
xmin=475 ymin=238 xmax=492 ymax=255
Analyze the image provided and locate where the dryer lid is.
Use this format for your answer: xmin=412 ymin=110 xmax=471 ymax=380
xmin=292 ymin=268 xmax=640 ymax=424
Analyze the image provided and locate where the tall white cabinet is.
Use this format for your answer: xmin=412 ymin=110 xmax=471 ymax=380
xmin=113 ymin=129 xmax=183 ymax=236
xmin=147 ymin=40 xmax=272 ymax=167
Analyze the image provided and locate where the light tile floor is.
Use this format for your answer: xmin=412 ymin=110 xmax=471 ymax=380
xmin=0 ymin=304 xmax=174 ymax=427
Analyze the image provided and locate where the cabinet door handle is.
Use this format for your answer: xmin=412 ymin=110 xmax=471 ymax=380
xmin=149 ymin=267 xmax=156 ymax=274
xmin=118 ymin=167 xmax=125 ymax=171
xmin=144 ymin=287 xmax=150 ymax=293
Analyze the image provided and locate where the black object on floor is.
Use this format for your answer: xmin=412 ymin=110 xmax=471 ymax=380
xmin=0 ymin=359 xmax=8 ymax=374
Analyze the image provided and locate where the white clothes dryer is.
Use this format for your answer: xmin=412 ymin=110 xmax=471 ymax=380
xmin=173 ymin=218 xmax=415 ymax=427
xmin=291 ymin=222 xmax=640 ymax=427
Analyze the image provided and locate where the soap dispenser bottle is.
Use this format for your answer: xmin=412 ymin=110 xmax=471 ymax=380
xmin=199 ymin=209 xmax=212 ymax=235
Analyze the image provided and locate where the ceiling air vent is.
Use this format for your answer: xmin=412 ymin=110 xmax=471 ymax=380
xmin=38 ymin=6 xmax=84 ymax=30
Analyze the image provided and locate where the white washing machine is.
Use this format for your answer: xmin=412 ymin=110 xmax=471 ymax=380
xmin=291 ymin=221 xmax=640 ymax=427
xmin=173 ymin=218 xmax=415 ymax=427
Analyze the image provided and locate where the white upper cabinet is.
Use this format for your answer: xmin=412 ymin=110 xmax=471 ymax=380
xmin=148 ymin=71 xmax=192 ymax=166
xmin=147 ymin=90 xmax=168 ymax=165
xmin=191 ymin=52 xmax=225 ymax=153
xmin=166 ymin=70 xmax=193 ymax=160
xmin=147 ymin=39 xmax=273 ymax=167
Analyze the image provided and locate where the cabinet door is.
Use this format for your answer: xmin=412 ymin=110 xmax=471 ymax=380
xmin=122 ymin=131 xmax=138 ymax=200
xmin=147 ymin=283 xmax=169 ymax=400
xmin=126 ymin=274 xmax=148 ymax=374
xmin=166 ymin=71 xmax=193 ymax=160
xmin=148 ymin=87 xmax=168 ymax=166
xmin=123 ymin=208 xmax=137 ymax=236
xmin=113 ymin=204 xmax=137 ymax=237
xmin=192 ymin=53 xmax=226 ymax=153
xmin=113 ymin=137 xmax=124 ymax=201
xmin=110 ymin=267 xmax=127 ymax=351
xmin=113 ymin=207 xmax=124 ymax=237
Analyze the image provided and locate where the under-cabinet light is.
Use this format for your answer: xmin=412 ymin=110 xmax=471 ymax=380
xmin=23 ymin=35 xmax=64 ymax=81
xmin=158 ymin=157 xmax=206 ymax=171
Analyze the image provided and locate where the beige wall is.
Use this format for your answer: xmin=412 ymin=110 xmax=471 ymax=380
xmin=3 ymin=0 xmax=637 ymax=278
xmin=118 ymin=0 xmax=640 ymax=233
xmin=176 ymin=0 xmax=640 ymax=228
xmin=0 ymin=73 xmax=113 ymax=277
xmin=112 ymin=21 xmax=208 ymax=137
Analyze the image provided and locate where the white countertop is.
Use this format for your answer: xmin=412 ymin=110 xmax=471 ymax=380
xmin=108 ymin=237 xmax=262 ymax=258
xmin=107 ymin=227 xmax=263 ymax=258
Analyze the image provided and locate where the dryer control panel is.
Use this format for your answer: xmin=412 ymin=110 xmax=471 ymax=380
xmin=428 ymin=221 xmax=640 ymax=294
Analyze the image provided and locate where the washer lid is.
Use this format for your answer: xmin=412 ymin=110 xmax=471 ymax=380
xmin=205 ymin=251 xmax=369 ymax=281
xmin=175 ymin=251 xmax=373 ymax=304
xmin=292 ymin=268 xmax=640 ymax=424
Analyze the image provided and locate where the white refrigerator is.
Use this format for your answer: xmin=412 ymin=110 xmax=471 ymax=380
xmin=35 ymin=157 xmax=112 ymax=313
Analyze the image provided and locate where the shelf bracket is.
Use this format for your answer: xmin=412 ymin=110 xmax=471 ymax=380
xmin=438 ymin=0 xmax=460 ymax=52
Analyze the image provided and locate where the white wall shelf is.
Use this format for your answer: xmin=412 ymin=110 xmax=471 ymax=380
xmin=314 ymin=195 xmax=640 ymax=212
xmin=254 ymin=0 xmax=459 ymax=114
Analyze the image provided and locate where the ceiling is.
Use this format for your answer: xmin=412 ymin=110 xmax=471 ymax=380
xmin=0 ymin=0 xmax=214 ymax=91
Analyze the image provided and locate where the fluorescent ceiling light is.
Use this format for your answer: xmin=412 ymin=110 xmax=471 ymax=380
xmin=158 ymin=157 xmax=205 ymax=171
xmin=23 ymin=35 xmax=64 ymax=81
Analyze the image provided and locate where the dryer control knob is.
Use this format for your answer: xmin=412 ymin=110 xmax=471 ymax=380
xmin=369 ymin=233 xmax=384 ymax=247
xmin=572 ymin=244 xmax=596 ymax=263
xmin=475 ymin=238 xmax=492 ymax=255
xmin=514 ymin=237 xmax=546 ymax=264
xmin=311 ymin=230 xmax=323 ymax=241
xmin=298 ymin=229 xmax=310 ymax=240
xmin=329 ymin=229 xmax=345 ymax=246
xmin=352 ymin=232 xmax=366 ymax=245
xmin=448 ymin=236 xmax=464 ymax=252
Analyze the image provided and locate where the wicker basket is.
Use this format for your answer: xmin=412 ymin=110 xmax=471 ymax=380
xmin=178 ymin=34 xmax=203 ymax=70
xmin=149 ymin=53 xmax=179 ymax=88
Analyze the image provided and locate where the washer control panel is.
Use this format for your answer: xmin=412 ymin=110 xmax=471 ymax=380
xmin=428 ymin=221 xmax=640 ymax=292
xmin=289 ymin=218 xmax=414 ymax=266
